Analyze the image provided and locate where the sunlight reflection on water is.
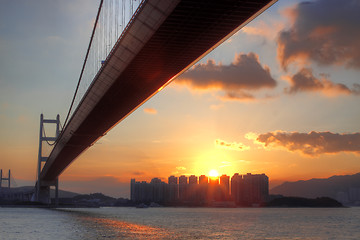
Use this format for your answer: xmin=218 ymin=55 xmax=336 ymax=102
xmin=1 ymin=207 xmax=360 ymax=239
xmin=78 ymin=216 xmax=172 ymax=239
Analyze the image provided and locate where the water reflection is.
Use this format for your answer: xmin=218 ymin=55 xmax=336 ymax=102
xmin=54 ymin=207 xmax=360 ymax=239
xmin=80 ymin=216 xmax=172 ymax=239
xmin=56 ymin=208 xmax=173 ymax=239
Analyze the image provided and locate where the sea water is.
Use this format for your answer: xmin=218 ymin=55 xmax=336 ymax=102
xmin=1 ymin=207 xmax=359 ymax=239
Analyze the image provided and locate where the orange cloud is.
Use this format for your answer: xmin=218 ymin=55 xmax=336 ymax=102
xmin=215 ymin=139 xmax=250 ymax=151
xmin=278 ymin=0 xmax=360 ymax=70
xmin=143 ymin=108 xmax=157 ymax=114
xmin=176 ymin=52 xmax=276 ymax=101
xmin=132 ymin=171 xmax=145 ymax=176
xmin=176 ymin=166 xmax=186 ymax=171
xmin=242 ymin=20 xmax=285 ymax=40
xmin=284 ymin=68 xmax=356 ymax=96
xmin=253 ymin=131 xmax=360 ymax=156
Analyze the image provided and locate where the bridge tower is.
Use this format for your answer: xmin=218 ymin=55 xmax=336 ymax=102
xmin=0 ymin=169 xmax=11 ymax=189
xmin=35 ymin=114 xmax=61 ymax=204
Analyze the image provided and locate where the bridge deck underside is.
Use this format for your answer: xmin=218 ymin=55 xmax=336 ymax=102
xmin=41 ymin=0 xmax=274 ymax=181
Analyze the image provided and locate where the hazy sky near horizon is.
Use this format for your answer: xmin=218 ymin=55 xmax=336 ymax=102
xmin=1 ymin=0 xmax=360 ymax=197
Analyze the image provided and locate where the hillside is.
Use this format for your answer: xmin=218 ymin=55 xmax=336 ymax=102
xmin=270 ymin=173 xmax=360 ymax=205
xmin=0 ymin=186 xmax=80 ymax=198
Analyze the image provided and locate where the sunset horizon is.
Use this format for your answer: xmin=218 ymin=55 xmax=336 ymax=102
xmin=1 ymin=1 xmax=360 ymax=239
xmin=1 ymin=0 xmax=360 ymax=199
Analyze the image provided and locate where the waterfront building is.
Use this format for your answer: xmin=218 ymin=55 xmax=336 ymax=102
xmin=150 ymin=178 xmax=166 ymax=203
xmin=230 ymin=173 xmax=243 ymax=202
xmin=199 ymin=175 xmax=208 ymax=184
xmin=179 ymin=175 xmax=188 ymax=201
xmin=198 ymin=175 xmax=208 ymax=203
xmin=130 ymin=179 xmax=135 ymax=201
xmin=188 ymin=175 xmax=198 ymax=202
xmin=131 ymin=172 xmax=269 ymax=205
xmin=189 ymin=175 xmax=197 ymax=184
xmin=168 ymin=175 xmax=178 ymax=202
xmin=208 ymin=176 xmax=220 ymax=201
xmin=168 ymin=175 xmax=178 ymax=184
xmin=220 ymin=174 xmax=230 ymax=201
xmin=231 ymin=173 xmax=269 ymax=205
xmin=208 ymin=176 xmax=219 ymax=185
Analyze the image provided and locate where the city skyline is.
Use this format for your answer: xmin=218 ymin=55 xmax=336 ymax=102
xmin=1 ymin=0 xmax=360 ymax=198
xmin=131 ymin=172 xmax=269 ymax=206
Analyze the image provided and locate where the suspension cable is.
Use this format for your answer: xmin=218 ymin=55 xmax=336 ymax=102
xmin=62 ymin=0 xmax=104 ymax=130
xmin=10 ymin=173 xmax=18 ymax=188
xmin=43 ymin=127 xmax=56 ymax=146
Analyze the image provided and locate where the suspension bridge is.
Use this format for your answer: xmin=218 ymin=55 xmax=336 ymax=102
xmin=0 ymin=169 xmax=34 ymax=202
xmin=35 ymin=0 xmax=277 ymax=204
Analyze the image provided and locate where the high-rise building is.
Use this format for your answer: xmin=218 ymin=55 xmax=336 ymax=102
xmin=130 ymin=179 xmax=136 ymax=201
xmin=130 ymin=172 xmax=269 ymax=206
xmin=179 ymin=175 xmax=188 ymax=202
xmin=199 ymin=175 xmax=208 ymax=184
xmin=189 ymin=175 xmax=197 ymax=184
xmin=168 ymin=175 xmax=178 ymax=202
xmin=235 ymin=173 xmax=269 ymax=205
xmin=150 ymin=178 xmax=166 ymax=203
xmin=198 ymin=175 xmax=208 ymax=203
xmin=220 ymin=174 xmax=230 ymax=201
xmin=168 ymin=175 xmax=178 ymax=184
xmin=209 ymin=176 xmax=219 ymax=185
xmin=188 ymin=175 xmax=198 ymax=202
xmin=208 ymin=176 xmax=219 ymax=201
xmin=231 ymin=173 xmax=242 ymax=203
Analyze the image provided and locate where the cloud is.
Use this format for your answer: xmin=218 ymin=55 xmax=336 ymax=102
xmin=176 ymin=166 xmax=186 ymax=171
xmin=215 ymin=139 xmax=250 ymax=151
xmin=143 ymin=108 xmax=157 ymax=114
xmin=285 ymin=68 xmax=356 ymax=96
xmin=132 ymin=171 xmax=145 ymax=176
xmin=252 ymin=131 xmax=360 ymax=156
xmin=176 ymin=52 xmax=276 ymax=101
xmin=242 ymin=20 xmax=285 ymax=40
xmin=278 ymin=0 xmax=360 ymax=70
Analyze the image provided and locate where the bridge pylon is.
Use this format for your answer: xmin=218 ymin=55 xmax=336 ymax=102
xmin=0 ymin=169 xmax=11 ymax=189
xmin=34 ymin=114 xmax=61 ymax=205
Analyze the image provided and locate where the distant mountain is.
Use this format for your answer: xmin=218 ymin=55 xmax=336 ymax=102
xmin=267 ymin=197 xmax=343 ymax=208
xmin=0 ymin=186 xmax=80 ymax=199
xmin=270 ymin=173 xmax=360 ymax=205
xmin=50 ymin=189 xmax=80 ymax=198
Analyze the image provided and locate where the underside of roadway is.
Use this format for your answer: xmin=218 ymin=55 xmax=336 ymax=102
xmin=41 ymin=0 xmax=276 ymax=181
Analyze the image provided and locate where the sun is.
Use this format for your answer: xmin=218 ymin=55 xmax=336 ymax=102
xmin=209 ymin=169 xmax=219 ymax=178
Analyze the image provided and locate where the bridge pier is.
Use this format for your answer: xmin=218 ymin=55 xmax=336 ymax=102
xmin=33 ymin=114 xmax=60 ymax=205
xmin=37 ymin=185 xmax=50 ymax=204
xmin=35 ymin=179 xmax=58 ymax=205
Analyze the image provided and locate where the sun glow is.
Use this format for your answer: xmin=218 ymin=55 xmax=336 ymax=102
xmin=209 ymin=169 xmax=219 ymax=178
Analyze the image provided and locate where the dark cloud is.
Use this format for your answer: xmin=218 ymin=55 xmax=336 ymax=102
xmin=256 ymin=131 xmax=360 ymax=156
xmin=176 ymin=52 xmax=276 ymax=101
xmin=278 ymin=0 xmax=360 ymax=69
xmin=285 ymin=68 xmax=353 ymax=95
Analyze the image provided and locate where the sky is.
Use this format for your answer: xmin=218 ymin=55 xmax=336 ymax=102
xmin=1 ymin=0 xmax=359 ymax=198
